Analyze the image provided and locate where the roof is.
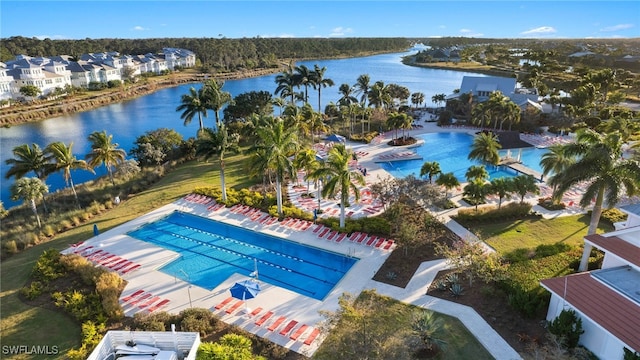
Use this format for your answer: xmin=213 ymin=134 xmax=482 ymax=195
xmin=459 ymin=76 xmax=516 ymax=96
xmin=540 ymin=272 xmax=640 ymax=352
xmin=585 ymin=233 xmax=640 ymax=267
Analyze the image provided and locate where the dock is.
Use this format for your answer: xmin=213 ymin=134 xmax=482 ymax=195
xmin=500 ymin=159 xmax=543 ymax=180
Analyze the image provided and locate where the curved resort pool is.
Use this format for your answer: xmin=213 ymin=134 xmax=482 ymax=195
xmin=380 ymin=132 xmax=547 ymax=181
xmin=128 ymin=211 xmax=358 ymax=300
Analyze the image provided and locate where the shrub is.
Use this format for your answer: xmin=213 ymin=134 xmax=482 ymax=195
xmin=178 ymin=308 xmax=217 ymax=336
xmin=21 ymin=281 xmax=44 ymax=300
xmin=32 ymin=249 xmax=65 ymax=282
xmin=450 ymin=283 xmax=464 ymax=298
xmin=599 ymin=208 xmax=627 ymax=226
xmin=624 ymin=348 xmax=640 ymax=360
xmin=456 ymin=202 xmax=532 ymax=223
xmin=133 ymin=311 xmax=176 ymax=331
xmin=507 ymin=286 xmax=546 ymax=318
xmin=3 ymin=240 xmax=18 ymax=254
xmin=95 ymin=272 xmax=124 ymax=320
xmin=548 ymin=309 xmax=584 ymax=349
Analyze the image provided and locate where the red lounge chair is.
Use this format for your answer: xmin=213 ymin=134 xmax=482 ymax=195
xmin=290 ymin=324 xmax=309 ymax=341
xmin=248 ymin=307 xmax=263 ymax=317
xmin=318 ymin=228 xmax=330 ymax=238
xmin=148 ymin=299 xmax=170 ymax=313
xmin=74 ymin=245 xmax=93 ymax=254
xmin=349 ymin=232 xmax=361 ymax=241
xmin=279 ymin=320 xmax=298 ymax=336
xmin=112 ymin=261 xmax=133 ymax=271
xmin=226 ymin=300 xmax=244 ymax=314
xmin=102 ymin=256 xmax=123 ymax=266
xmin=214 ymin=297 xmax=233 ymax=310
xmin=108 ymin=259 xmax=128 ymax=269
xmin=304 ymin=328 xmax=320 ymax=345
xmin=138 ymin=296 xmax=160 ymax=309
xmin=255 ymin=311 xmax=273 ymax=326
xmin=313 ymin=225 xmax=324 ymax=233
xmin=375 ymin=237 xmax=385 ymax=248
xmin=129 ymin=293 xmax=152 ymax=306
xmin=120 ymin=264 xmax=141 ymax=274
xmin=327 ymin=231 xmax=337 ymax=241
xmin=356 ymin=233 xmax=368 ymax=243
xmin=383 ymin=240 xmax=394 ymax=250
xmin=122 ymin=289 xmax=145 ymax=303
xmin=86 ymin=249 xmax=105 ymax=260
xmin=97 ymin=254 xmax=116 ymax=264
xmin=335 ymin=233 xmax=346 ymax=243
xmin=267 ymin=316 xmax=286 ymax=332
xmin=366 ymin=236 xmax=377 ymax=246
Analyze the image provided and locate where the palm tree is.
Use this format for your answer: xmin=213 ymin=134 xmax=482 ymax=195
xmin=248 ymin=118 xmax=299 ymax=217
xmin=293 ymin=148 xmax=319 ymax=192
xmin=45 ymin=141 xmax=94 ymax=208
xmin=195 ymin=125 xmax=239 ymax=202
xmin=202 ymin=79 xmax=232 ymax=128
xmin=275 ymin=65 xmax=297 ymax=104
xmin=337 ymin=83 xmax=358 ymax=107
xmin=176 ymin=86 xmax=208 ymax=131
xmin=311 ymin=64 xmax=334 ymax=113
xmin=540 ymin=144 xmax=575 ymax=201
xmin=411 ymin=92 xmax=425 ymax=109
xmin=85 ymin=130 xmax=126 ymax=186
xmin=10 ymin=177 xmax=48 ymax=228
xmin=310 ymin=143 xmax=365 ymax=228
xmin=488 ymin=177 xmax=513 ymax=209
xmin=368 ymin=81 xmax=391 ymax=109
xmin=468 ymin=132 xmax=502 ymax=166
xmin=512 ymin=174 xmax=540 ymax=204
xmin=549 ymin=129 xmax=640 ymax=271
xmin=294 ymin=64 xmax=312 ymax=104
xmin=354 ymin=74 xmax=371 ymax=107
xmin=463 ymin=179 xmax=487 ymax=212
xmin=420 ymin=161 xmax=441 ymax=184
xmin=465 ymin=165 xmax=488 ymax=182
xmin=435 ymin=172 xmax=460 ymax=200
xmin=4 ymin=143 xmax=52 ymax=181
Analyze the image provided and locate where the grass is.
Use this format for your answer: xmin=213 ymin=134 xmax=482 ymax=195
xmin=464 ymin=214 xmax=614 ymax=255
xmin=0 ymin=153 xmax=256 ymax=359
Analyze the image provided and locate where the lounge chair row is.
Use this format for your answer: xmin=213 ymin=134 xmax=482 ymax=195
xmin=313 ymin=225 xmax=348 ymax=243
xmin=121 ymin=289 xmax=171 ymax=313
xmin=278 ymin=217 xmax=314 ymax=231
xmin=213 ymin=297 xmax=321 ymax=346
xmin=312 ymin=225 xmax=395 ymax=250
xmin=185 ymin=193 xmax=215 ymax=205
xmin=73 ymin=246 xmax=141 ymax=275
xmin=377 ymin=151 xmax=416 ymax=160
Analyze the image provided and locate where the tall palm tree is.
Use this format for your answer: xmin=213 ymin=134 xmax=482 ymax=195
xmin=549 ymin=129 xmax=640 ymax=271
xmin=311 ymin=64 xmax=334 ymax=113
xmin=411 ymin=92 xmax=425 ymax=109
xmin=202 ymin=79 xmax=232 ymax=128
xmin=368 ymin=81 xmax=391 ymax=109
xmin=420 ymin=161 xmax=441 ymax=184
xmin=337 ymin=83 xmax=358 ymax=107
xmin=86 ymin=130 xmax=126 ymax=187
xmin=463 ymin=179 xmax=487 ymax=212
xmin=5 ymin=143 xmax=54 ymax=214
xmin=176 ymin=86 xmax=208 ymax=131
xmin=540 ymin=144 xmax=575 ymax=201
xmin=248 ymin=118 xmax=299 ymax=217
xmin=488 ymin=177 xmax=513 ymax=209
xmin=511 ymin=174 xmax=539 ymax=204
xmin=468 ymin=132 xmax=502 ymax=166
xmin=310 ymin=144 xmax=365 ymax=228
xmin=294 ymin=64 xmax=312 ymax=104
xmin=10 ymin=177 xmax=48 ymax=228
xmin=275 ymin=65 xmax=297 ymax=104
xmin=465 ymin=165 xmax=488 ymax=182
xmin=293 ymin=148 xmax=319 ymax=192
xmin=195 ymin=125 xmax=239 ymax=202
xmin=435 ymin=172 xmax=460 ymax=200
xmin=354 ymin=74 xmax=371 ymax=107
xmin=45 ymin=141 xmax=94 ymax=208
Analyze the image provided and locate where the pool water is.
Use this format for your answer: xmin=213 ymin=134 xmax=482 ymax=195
xmin=128 ymin=211 xmax=358 ymax=300
xmin=380 ymin=132 xmax=547 ymax=181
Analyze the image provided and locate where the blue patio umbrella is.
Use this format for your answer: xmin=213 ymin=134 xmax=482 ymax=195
xmin=325 ymin=134 xmax=346 ymax=143
xmin=230 ymin=279 xmax=262 ymax=315
xmin=93 ymin=223 xmax=99 ymax=236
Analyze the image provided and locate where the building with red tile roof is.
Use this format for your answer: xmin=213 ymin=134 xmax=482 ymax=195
xmin=540 ymin=203 xmax=640 ymax=359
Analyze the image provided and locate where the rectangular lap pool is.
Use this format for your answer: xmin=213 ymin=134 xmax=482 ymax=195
xmin=128 ymin=211 xmax=358 ymax=300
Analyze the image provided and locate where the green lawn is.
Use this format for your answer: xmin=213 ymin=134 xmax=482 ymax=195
xmin=0 ymin=154 xmax=255 ymax=359
xmin=464 ymin=214 xmax=614 ymax=255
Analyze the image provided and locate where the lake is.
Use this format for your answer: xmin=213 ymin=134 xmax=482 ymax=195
xmin=0 ymin=47 xmax=487 ymax=208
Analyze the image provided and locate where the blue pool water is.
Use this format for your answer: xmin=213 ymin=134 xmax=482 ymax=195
xmin=128 ymin=211 xmax=358 ymax=300
xmin=380 ymin=132 xmax=547 ymax=181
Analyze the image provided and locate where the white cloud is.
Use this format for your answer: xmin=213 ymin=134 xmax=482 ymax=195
xmin=459 ymin=29 xmax=483 ymax=37
xmin=279 ymin=33 xmax=296 ymax=38
xmin=132 ymin=26 xmax=149 ymax=31
xmin=329 ymin=26 xmax=353 ymax=37
xmin=34 ymin=34 xmax=68 ymax=40
xmin=520 ymin=26 xmax=557 ymax=35
xmin=600 ymin=24 xmax=634 ymax=32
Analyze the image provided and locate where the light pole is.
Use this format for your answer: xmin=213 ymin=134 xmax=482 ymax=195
xmin=180 ymin=269 xmax=193 ymax=308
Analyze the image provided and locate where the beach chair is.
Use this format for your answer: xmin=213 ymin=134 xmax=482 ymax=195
xmin=138 ymin=296 xmax=160 ymax=309
xmin=255 ymin=311 xmax=273 ymax=326
xmin=383 ymin=240 xmax=394 ymax=250
xmin=121 ymin=289 xmax=145 ymax=303
xmin=279 ymin=320 xmax=298 ymax=336
xmin=375 ymin=237 xmax=385 ymax=248
xmin=120 ymin=264 xmax=141 ymax=275
xmin=304 ymin=328 xmax=321 ymax=345
xmin=335 ymin=233 xmax=346 ymax=243
xmin=318 ymin=228 xmax=330 ymax=238
xmin=327 ymin=231 xmax=338 ymax=241
xmin=248 ymin=307 xmax=263 ymax=317
xmin=129 ymin=293 xmax=152 ymax=306
xmin=148 ymin=299 xmax=170 ymax=313
xmin=214 ymin=297 xmax=233 ymax=310
xmin=267 ymin=316 xmax=286 ymax=332
xmin=366 ymin=236 xmax=377 ymax=246
xmin=225 ymin=300 xmax=244 ymax=314
xmin=290 ymin=324 xmax=309 ymax=341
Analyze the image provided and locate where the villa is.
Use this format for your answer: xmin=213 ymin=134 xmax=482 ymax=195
xmin=540 ymin=203 xmax=640 ymax=359
xmin=0 ymin=48 xmax=195 ymax=102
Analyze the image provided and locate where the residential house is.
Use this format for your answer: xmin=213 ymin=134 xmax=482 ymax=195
xmin=540 ymin=203 xmax=640 ymax=360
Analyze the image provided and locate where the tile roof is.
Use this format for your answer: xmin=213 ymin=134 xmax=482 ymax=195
xmin=540 ymin=272 xmax=640 ymax=351
xmin=586 ymin=234 xmax=640 ymax=267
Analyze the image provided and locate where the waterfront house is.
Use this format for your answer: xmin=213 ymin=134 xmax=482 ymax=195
xmin=540 ymin=203 xmax=640 ymax=359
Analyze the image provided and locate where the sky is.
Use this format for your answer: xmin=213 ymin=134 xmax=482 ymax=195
xmin=1 ymin=1 xmax=639 ymax=40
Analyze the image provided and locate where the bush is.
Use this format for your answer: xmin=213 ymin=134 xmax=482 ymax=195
xmin=133 ymin=311 xmax=176 ymax=331
xmin=548 ymin=309 xmax=584 ymax=349
xmin=507 ymin=286 xmax=546 ymax=318
xmin=32 ymin=249 xmax=66 ymax=282
xmin=21 ymin=281 xmax=44 ymax=300
xmin=178 ymin=308 xmax=217 ymax=336
xmin=456 ymin=202 xmax=532 ymax=223
xmin=599 ymin=208 xmax=627 ymax=226
xmin=95 ymin=272 xmax=124 ymax=320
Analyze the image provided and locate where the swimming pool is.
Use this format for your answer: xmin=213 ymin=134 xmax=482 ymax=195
xmin=128 ymin=211 xmax=358 ymax=300
xmin=380 ymin=132 xmax=547 ymax=181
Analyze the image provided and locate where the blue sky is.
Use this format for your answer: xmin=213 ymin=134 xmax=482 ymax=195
xmin=1 ymin=1 xmax=638 ymax=40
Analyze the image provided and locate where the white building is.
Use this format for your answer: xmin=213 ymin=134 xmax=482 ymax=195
xmin=87 ymin=330 xmax=200 ymax=360
xmin=540 ymin=203 xmax=640 ymax=360
xmin=0 ymin=48 xmax=195 ymax=102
